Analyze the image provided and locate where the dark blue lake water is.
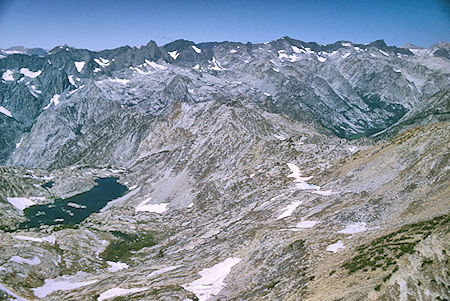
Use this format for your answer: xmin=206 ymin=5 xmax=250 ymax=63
xmin=20 ymin=177 xmax=127 ymax=228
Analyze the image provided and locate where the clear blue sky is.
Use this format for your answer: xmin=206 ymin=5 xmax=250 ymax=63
xmin=0 ymin=0 xmax=449 ymax=50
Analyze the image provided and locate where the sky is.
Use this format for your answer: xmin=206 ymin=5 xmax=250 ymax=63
xmin=0 ymin=0 xmax=449 ymax=50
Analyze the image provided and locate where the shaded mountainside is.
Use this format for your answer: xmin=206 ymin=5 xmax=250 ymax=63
xmin=0 ymin=37 xmax=448 ymax=301
xmin=1 ymin=38 xmax=449 ymax=165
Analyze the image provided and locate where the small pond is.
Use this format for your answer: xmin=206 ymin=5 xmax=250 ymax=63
xmin=20 ymin=177 xmax=128 ymax=228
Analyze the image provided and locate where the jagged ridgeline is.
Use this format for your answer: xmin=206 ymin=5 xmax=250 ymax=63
xmin=0 ymin=37 xmax=448 ymax=300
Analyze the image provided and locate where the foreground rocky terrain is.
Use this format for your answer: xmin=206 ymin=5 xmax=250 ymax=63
xmin=0 ymin=37 xmax=449 ymax=300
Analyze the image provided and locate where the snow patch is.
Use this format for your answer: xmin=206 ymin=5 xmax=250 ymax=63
xmin=379 ymin=49 xmax=389 ymax=56
xmin=6 ymin=197 xmax=36 ymax=211
xmin=20 ymin=68 xmax=42 ymax=78
xmin=13 ymin=235 xmax=55 ymax=244
xmin=193 ymin=64 xmax=200 ymax=70
xmin=43 ymin=94 xmax=60 ymax=110
xmin=342 ymin=52 xmax=351 ymax=58
xmin=211 ymin=57 xmax=224 ymax=71
xmin=74 ymin=61 xmax=85 ymax=72
xmin=94 ymin=57 xmax=110 ymax=67
xmin=145 ymin=59 xmax=167 ymax=70
xmin=295 ymin=220 xmax=319 ymax=229
xmin=277 ymin=200 xmax=302 ymax=220
xmin=68 ymin=75 xmax=77 ymax=86
xmin=338 ymin=222 xmax=367 ymax=234
xmin=97 ymin=287 xmax=148 ymax=301
xmin=148 ymin=265 xmax=181 ymax=278
xmin=135 ymin=198 xmax=168 ymax=213
xmin=10 ymin=255 xmax=40 ymax=266
xmin=106 ymin=261 xmax=129 ymax=272
xmin=109 ymin=78 xmax=130 ymax=84
xmin=33 ymin=278 xmax=98 ymax=298
xmin=0 ymin=106 xmax=12 ymax=117
xmin=2 ymin=70 xmax=14 ymax=81
xmin=192 ymin=45 xmax=201 ymax=53
xmin=317 ymin=56 xmax=327 ymax=62
xmin=182 ymin=258 xmax=241 ymax=301
xmin=341 ymin=42 xmax=352 ymax=47
xmin=272 ymin=68 xmax=280 ymax=72
xmin=229 ymin=49 xmax=237 ymax=53
xmin=67 ymin=202 xmax=86 ymax=209
xmin=326 ymin=240 xmax=345 ymax=253
xmin=16 ymin=137 xmax=23 ymax=148
xmin=291 ymin=46 xmax=301 ymax=53
xmin=286 ymin=163 xmax=320 ymax=190
xmin=168 ymin=51 xmax=179 ymax=60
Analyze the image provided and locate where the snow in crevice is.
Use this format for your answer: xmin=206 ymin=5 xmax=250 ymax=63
xmin=94 ymin=57 xmax=110 ymax=67
xmin=68 ymin=75 xmax=77 ymax=86
xmin=277 ymin=200 xmax=302 ymax=220
xmin=16 ymin=136 xmax=23 ymax=148
xmin=145 ymin=59 xmax=167 ymax=70
xmin=211 ymin=57 xmax=224 ymax=71
xmin=229 ymin=49 xmax=237 ymax=53
xmin=379 ymin=49 xmax=390 ymax=56
xmin=192 ymin=45 xmax=201 ymax=53
xmin=0 ymin=106 xmax=12 ymax=117
xmin=43 ymin=94 xmax=60 ymax=110
xmin=182 ymin=258 xmax=241 ymax=301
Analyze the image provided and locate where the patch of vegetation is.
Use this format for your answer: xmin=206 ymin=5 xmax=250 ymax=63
xmin=100 ymin=231 xmax=157 ymax=262
xmin=342 ymin=214 xmax=449 ymax=275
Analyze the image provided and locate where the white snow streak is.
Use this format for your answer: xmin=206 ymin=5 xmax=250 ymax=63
xmin=148 ymin=265 xmax=181 ymax=278
xmin=0 ymin=106 xmax=12 ymax=117
xmin=326 ymin=240 xmax=345 ymax=253
xmin=192 ymin=45 xmax=201 ymax=53
xmin=145 ymin=59 xmax=167 ymax=70
xmin=182 ymin=258 xmax=241 ymax=301
xmin=277 ymin=200 xmax=302 ymax=220
xmin=97 ymin=287 xmax=148 ymax=301
xmin=94 ymin=57 xmax=110 ymax=67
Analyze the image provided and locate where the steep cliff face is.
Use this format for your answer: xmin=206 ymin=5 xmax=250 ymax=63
xmin=0 ymin=38 xmax=448 ymax=301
